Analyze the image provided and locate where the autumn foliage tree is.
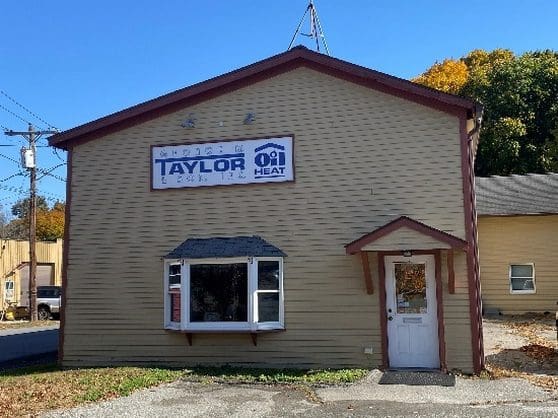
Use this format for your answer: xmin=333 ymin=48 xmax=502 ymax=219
xmin=36 ymin=202 xmax=65 ymax=241
xmin=413 ymin=59 xmax=469 ymax=95
xmin=413 ymin=49 xmax=558 ymax=176
xmin=4 ymin=197 xmax=65 ymax=241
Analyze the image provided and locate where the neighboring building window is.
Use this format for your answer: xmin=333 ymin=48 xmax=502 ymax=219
xmin=4 ymin=280 xmax=14 ymax=302
xmin=509 ymin=264 xmax=535 ymax=294
xmin=164 ymin=257 xmax=284 ymax=331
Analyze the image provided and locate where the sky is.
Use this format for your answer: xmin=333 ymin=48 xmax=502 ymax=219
xmin=0 ymin=0 xmax=557 ymax=218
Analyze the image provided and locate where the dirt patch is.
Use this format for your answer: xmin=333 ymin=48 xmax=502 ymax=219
xmin=483 ymin=314 xmax=558 ymax=391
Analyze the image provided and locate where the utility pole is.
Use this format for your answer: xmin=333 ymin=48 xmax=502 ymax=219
xmin=5 ymin=123 xmax=57 ymax=321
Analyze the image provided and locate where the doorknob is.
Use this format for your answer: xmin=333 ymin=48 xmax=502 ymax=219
xmin=388 ymin=316 xmax=393 ymax=321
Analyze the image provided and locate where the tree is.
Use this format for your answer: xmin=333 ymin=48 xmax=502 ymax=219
xmin=413 ymin=58 xmax=469 ymax=95
xmin=414 ymin=49 xmax=558 ymax=176
xmin=11 ymin=196 xmax=48 ymax=219
xmin=4 ymin=197 xmax=65 ymax=241
xmin=0 ymin=204 xmax=7 ymax=238
xmin=36 ymin=202 xmax=65 ymax=241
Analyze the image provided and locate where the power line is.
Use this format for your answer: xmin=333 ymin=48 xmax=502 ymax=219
xmin=0 ymin=183 xmax=64 ymax=200
xmin=0 ymin=152 xmax=21 ymax=166
xmin=0 ymin=103 xmax=33 ymax=126
xmin=52 ymin=147 xmax=66 ymax=163
xmin=37 ymin=164 xmax=67 ymax=182
xmin=0 ymin=90 xmax=57 ymax=130
xmin=0 ymin=171 xmax=25 ymax=183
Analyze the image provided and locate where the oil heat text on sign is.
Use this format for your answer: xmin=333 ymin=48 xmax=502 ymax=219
xmin=152 ymin=136 xmax=294 ymax=189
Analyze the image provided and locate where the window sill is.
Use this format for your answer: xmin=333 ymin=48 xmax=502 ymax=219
xmin=164 ymin=327 xmax=285 ymax=346
xmin=510 ymin=290 xmax=536 ymax=295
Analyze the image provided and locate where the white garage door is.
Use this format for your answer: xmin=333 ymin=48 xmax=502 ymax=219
xmin=19 ymin=264 xmax=54 ymax=306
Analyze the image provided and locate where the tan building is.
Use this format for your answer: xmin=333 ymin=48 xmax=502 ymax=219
xmin=0 ymin=238 xmax=63 ymax=309
xmin=477 ymin=174 xmax=558 ymax=314
xmin=49 ymin=47 xmax=484 ymax=373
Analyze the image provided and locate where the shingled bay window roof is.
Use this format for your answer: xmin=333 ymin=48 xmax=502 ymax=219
xmin=164 ymin=236 xmax=287 ymax=259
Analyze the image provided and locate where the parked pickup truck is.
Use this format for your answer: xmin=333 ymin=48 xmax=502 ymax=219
xmin=37 ymin=285 xmax=62 ymax=320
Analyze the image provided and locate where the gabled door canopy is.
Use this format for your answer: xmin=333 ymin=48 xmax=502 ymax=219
xmin=345 ymin=216 xmax=468 ymax=255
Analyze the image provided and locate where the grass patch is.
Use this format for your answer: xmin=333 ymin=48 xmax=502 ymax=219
xmin=0 ymin=365 xmax=182 ymax=417
xmin=182 ymin=366 xmax=368 ymax=385
xmin=0 ymin=364 xmax=367 ymax=416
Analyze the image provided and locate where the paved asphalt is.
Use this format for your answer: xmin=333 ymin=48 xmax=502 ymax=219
xmin=44 ymin=371 xmax=558 ymax=417
xmin=0 ymin=325 xmax=58 ymax=367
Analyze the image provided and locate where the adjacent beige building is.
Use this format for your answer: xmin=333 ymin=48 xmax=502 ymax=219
xmin=477 ymin=174 xmax=558 ymax=314
xmin=49 ymin=47 xmax=484 ymax=373
xmin=0 ymin=239 xmax=63 ymax=309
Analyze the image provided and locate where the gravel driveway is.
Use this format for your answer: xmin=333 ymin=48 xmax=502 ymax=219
xmin=42 ymin=317 xmax=558 ymax=417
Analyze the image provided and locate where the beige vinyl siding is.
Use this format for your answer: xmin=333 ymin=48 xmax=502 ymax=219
xmin=64 ymin=67 xmax=472 ymax=370
xmin=0 ymin=239 xmax=63 ymax=308
xmin=361 ymin=226 xmax=452 ymax=251
xmin=478 ymin=215 xmax=558 ymax=314
xmin=440 ymin=250 xmax=473 ymax=371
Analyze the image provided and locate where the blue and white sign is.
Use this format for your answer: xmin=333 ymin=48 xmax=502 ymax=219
xmin=152 ymin=136 xmax=294 ymax=189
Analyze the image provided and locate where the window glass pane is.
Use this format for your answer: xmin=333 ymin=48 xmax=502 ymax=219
xmin=511 ymin=278 xmax=535 ymax=291
xmin=170 ymin=292 xmax=181 ymax=322
xmin=190 ymin=263 xmax=248 ymax=322
xmin=511 ymin=265 xmax=533 ymax=278
xmin=169 ymin=264 xmax=181 ymax=289
xmin=395 ymin=263 xmax=427 ymax=314
xmin=258 ymin=261 xmax=279 ymax=290
xmin=258 ymin=293 xmax=279 ymax=322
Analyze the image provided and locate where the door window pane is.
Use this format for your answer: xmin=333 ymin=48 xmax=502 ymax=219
xmin=395 ymin=263 xmax=427 ymax=314
xmin=190 ymin=263 xmax=248 ymax=322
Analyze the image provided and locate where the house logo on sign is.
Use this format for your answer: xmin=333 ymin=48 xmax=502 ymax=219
xmin=254 ymin=143 xmax=287 ymax=179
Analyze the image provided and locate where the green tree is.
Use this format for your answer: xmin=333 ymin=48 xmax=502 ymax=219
xmin=4 ymin=196 xmax=65 ymax=241
xmin=414 ymin=49 xmax=558 ymax=176
xmin=11 ymin=196 xmax=49 ymax=219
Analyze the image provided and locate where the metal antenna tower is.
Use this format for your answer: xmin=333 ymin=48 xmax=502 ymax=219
xmin=288 ymin=0 xmax=330 ymax=55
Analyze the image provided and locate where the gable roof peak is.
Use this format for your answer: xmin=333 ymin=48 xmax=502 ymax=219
xmin=49 ymin=47 xmax=479 ymax=150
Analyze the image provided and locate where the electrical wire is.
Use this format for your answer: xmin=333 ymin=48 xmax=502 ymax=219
xmin=0 ymin=103 xmax=33 ymax=126
xmin=0 ymin=152 xmax=20 ymax=166
xmin=37 ymin=163 xmax=66 ymax=181
xmin=0 ymin=90 xmax=57 ymax=130
xmin=0 ymin=183 xmax=64 ymax=201
xmin=0 ymin=172 xmax=24 ymax=183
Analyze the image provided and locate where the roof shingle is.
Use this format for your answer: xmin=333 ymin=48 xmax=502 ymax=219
xmin=164 ymin=236 xmax=286 ymax=259
xmin=475 ymin=173 xmax=558 ymax=216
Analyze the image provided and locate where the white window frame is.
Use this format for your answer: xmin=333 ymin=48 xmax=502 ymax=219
xmin=4 ymin=280 xmax=15 ymax=302
xmin=509 ymin=263 xmax=536 ymax=294
xmin=163 ymin=261 xmax=182 ymax=330
xmin=164 ymin=257 xmax=284 ymax=332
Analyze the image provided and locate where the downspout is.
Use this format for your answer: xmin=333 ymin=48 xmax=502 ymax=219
xmin=467 ymin=104 xmax=485 ymax=372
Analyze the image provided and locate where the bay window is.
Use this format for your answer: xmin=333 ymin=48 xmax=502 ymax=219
xmin=164 ymin=257 xmax=284 ymax=331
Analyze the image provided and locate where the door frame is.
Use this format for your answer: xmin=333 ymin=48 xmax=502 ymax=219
xmin=377 ymin=249 xmax=447 ymax=371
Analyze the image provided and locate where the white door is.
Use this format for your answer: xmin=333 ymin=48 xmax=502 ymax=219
xmin=385 ymin=254 xmax=439 ymax=369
